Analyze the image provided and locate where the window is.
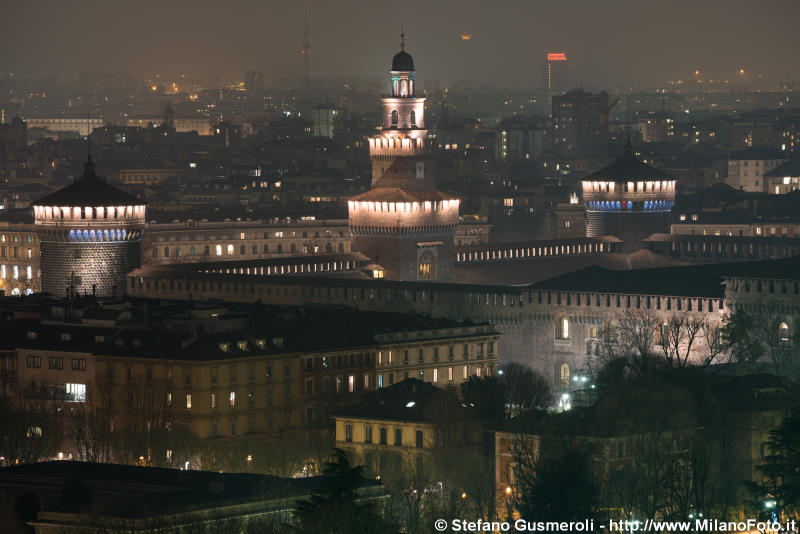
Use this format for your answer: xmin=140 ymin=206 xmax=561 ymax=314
xmin=410 ymin=110 xmax=416 ymax=125
xmin=230 ymin=418 xmax=237 ymax=436
xmin=433 ymin=368 xmax=439 ymax=382
xmin=229 ymin=391 xmax=236 ymax=407
xmin=306 ymin=379 xmax=313 ymax=395
xmin=394 ymin=428 xmax=402 ymax=446
xmin=364 ymin=425 xmax=373 ymax=443
xmin=418 ymin=251 xmax=435 ymax=280
xmin=379 ymin=427 xmax=387 ymax=445
xmin=71 ymin=358 xmax=86 ymax=371
xmin=560 ymin=363 xmax=570 ymax=388
xmin=185 ymin=394 xmax=192 ymax=409
xmin=415 ymin=430 xmax=424 ymax=448
xmin=557 ymin=316 xmax=569 ymax=340
xmin=265 ymin=365 xmax=272 ymax=378
xmin=248 ymin=390 xmax=255 ymax=407
xmin=49 ymin=356 xmax=63 ymax=369
xmin=391 ymin=109 xmax=398 ymax=125
xmin=345 ymin=424 xmax=353 ymax=442
xmin=211 ymin=422 xmax=218 ymax=437
xmin=211 ymin=393 xmax=217 ymax=409
xmin=448 ymin=367 xmax=454 ymax=381
xmin=418 ymin=348 xmax=424 ymax=361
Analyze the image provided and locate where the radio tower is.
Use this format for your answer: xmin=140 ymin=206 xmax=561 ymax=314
xmin=301 ymin=6 xmax=310 ymax=84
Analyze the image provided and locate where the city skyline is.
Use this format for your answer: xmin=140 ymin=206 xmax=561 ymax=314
xmin=1 ymin=0 xmax=799 ymax=89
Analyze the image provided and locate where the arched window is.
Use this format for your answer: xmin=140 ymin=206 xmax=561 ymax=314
xmin=560 ymin=363 xmax=570 ymax=387
xmin=418 ymin=251 xmax=435 ymax=280
xmin=391 ymin=110 xmax=398 ymax=126
xmin=557 ymin=316 xmax=569 ymax=339
xmin=410 ymin=110 xmax=416 ymax=126
xmin=779 ymin=322 xmax=790 ymax=345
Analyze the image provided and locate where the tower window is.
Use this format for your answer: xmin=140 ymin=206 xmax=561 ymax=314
xmin=391 ymin=110 xmax=398 ymax=126
xmin=418 ymin=251 xmax=435 ymax=280
xmin=410 ymin=110 xmax=416 ymax=126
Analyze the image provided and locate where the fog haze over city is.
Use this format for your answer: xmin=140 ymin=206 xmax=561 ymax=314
xmin=2 ymin=0 xmax=799 ymax=88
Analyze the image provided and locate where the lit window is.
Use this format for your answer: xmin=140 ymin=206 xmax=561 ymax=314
xmin=215 ymin=245 xmax=222 ymax=256
xmin=186 ymin=394 xmax=192 ymax=409
xmin=557 ymin=317 xmax=570 ymax=339
xmin=230 ymin=391 xmax=236 ymax=407
xmin=779 ymin=322 xmax=790 ymax=345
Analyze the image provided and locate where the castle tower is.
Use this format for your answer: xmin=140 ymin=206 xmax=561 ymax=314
xmin=348 ymin=39 xmax=460 ymax=281
xmin=32 ymin=157 xmax=146 ymax=297
xmin=581 ymin=148 xmax=675 ymax=251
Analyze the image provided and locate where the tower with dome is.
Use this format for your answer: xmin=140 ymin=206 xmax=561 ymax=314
xmin=348 ymin=37 xmax=460 ymax=281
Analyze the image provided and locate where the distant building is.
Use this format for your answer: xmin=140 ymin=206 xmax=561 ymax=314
xmin=726 ymin=148 xmax=787 ymax=192
xmin=0 ymin=117 xmax=27 ymax=150
xmin=311 ymin=105 xmax=338 ymax=138
xmin=581 ymin=149 xmax=676 ymax=251
xmin=32 ymin=157 xmax=146 ymax=297
xmin=23 ymin=117 xmax=104 ymax=137
xmin=495 ymin=118 xmax=544 ymax=162
xmin=552 ymin=90 xmax=610 ymax=154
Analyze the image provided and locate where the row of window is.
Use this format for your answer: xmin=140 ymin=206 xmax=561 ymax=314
xmin=153 ymin=242 xmax=345 ymax=258
xmin=26 ymin=356 xmax=86 ymax=371
xmin=0 ymin=265 xmax=34 ymax=280
xmin=376 ymin=343 xmax=495 ymax=366
xmin=345 ymin=424 xmax=424 ymax=448
xmin=378 ymin=365 xmax=491 ymax=388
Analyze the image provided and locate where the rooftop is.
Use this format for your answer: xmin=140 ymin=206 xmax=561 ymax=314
xmin=582 ymin=149 xmax=674 ymax=182
xmin=32 ymin=157 xmax=145 ymax=208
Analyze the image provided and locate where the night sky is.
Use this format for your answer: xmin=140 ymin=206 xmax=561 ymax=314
xmin=2 ymin=0 xmax=799 ymax=88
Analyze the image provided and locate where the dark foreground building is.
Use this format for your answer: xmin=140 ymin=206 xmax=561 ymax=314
xmin=0 ymin=461 xmax=387 ymax=533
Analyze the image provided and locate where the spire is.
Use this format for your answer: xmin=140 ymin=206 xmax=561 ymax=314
xmin=400 ymin=23 xmax=406 ymax=51
xmin=625 ymin=94 xmax=632 ymax=152
xmin=82 ymin=154 xmax=96 ymax=180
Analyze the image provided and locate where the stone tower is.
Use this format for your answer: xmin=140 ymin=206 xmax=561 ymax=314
xmin=32 ymin=157 xmax=146 ymax=297
xmin=348 ymin=38 xmax=460 ymax=281
xmin=581 ymin=148 xmax=675 ymax=252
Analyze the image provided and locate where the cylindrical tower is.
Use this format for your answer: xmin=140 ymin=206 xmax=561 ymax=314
xmin=348 ymin=40 xmax=460 ymax=281
xmin=581 ymin=149 xmax=675 ymax=251
xmin=32 ymin=157 xmax=146 ymax=297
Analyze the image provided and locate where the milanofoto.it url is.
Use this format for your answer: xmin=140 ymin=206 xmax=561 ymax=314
xmin=436 ymin=518 xmax=799 ymax=532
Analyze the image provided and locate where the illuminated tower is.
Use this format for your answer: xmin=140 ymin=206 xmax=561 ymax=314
xmin=32 ymin=157 xmax=146 ymax=297
xmin=348 ymin=37 xmax=460 ymax=281
xmin=581 ymin=148 xmax=675 ymax=251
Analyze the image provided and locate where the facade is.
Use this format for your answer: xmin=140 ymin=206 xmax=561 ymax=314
xmin=32 ymin=157 xmax=146 ymax=297
xmin=495 ymin=118 xmax=544 ymax=162
xmin=23 ymin=117 xmax=104 ymax=137
xmin=0 ymin=222 xmax=39 ymax=295
xmin=143 ymin=218 xmax=352 ymax=265
xmin=348 ymin=42 xmax=460 ymax=281
xmin=582 ymin=149 xmax=676 ymax=251
xmin=726 ymin=148 xmax=786 ymax=192
xmin=0 ymin=306 xmax=497 ymax=461
xmin=552 ymin=90 xmax=610 ymax=153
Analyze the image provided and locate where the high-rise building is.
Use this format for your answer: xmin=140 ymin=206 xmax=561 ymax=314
xmin=581 ymin=149 xmax=676 ymax=251
xmin=348 ymin=40 xmax=460 ymax=281
xmin=552 ymin=89 xmax=610 ymax=154
xmin=495 ymin=117 xmax=544 ymax=162
xmin=543 ymin=52 xmax=570 ymax=99
xmin=32 ymin=157 xmax=146 ymax=297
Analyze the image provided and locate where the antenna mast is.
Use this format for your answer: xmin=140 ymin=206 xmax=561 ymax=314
xmin=301 ymin=6 xmax=310 ymax=84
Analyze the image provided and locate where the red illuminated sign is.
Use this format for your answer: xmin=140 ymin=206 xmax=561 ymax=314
xmin=547 ymin=53 xmax=567 ymax=61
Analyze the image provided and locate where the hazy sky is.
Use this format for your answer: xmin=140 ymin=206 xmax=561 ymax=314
xmin=2 ymin=0 xmax=799 ymax=88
